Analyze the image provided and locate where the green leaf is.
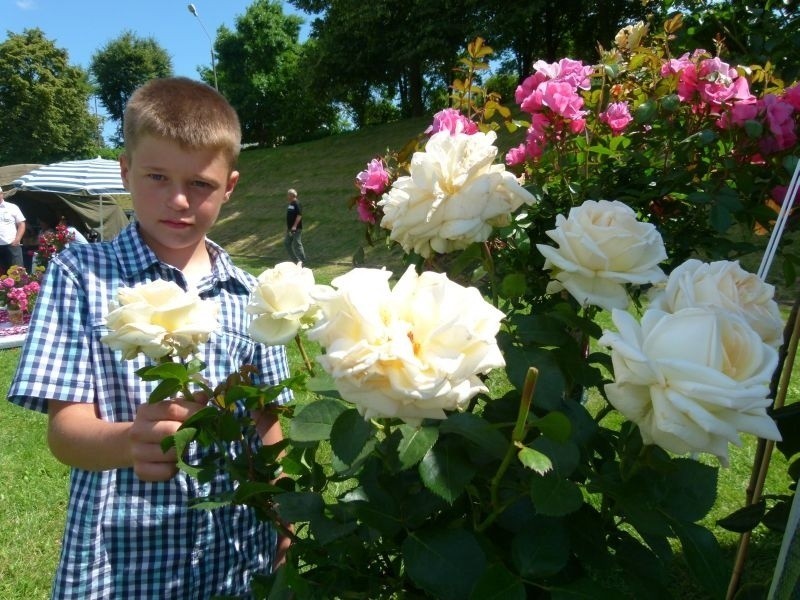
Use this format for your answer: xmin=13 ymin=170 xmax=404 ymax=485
xmin=530 ymin=473 xmax=583 ymax=516
xmin=304 ymin=370 xmax=340 ymax=398
xmin=403 ymin=528 xmax=486 ymax=600
xmin=500 ymin=272 xmax=527 ymax=298
xmin=147 ymin=378 xmax=182 ymax=403
xmin=511 ymin=517 xmax=570 ymax=578
xmin=469 ymin=563 xmax=525 ymax=600
xmin=273 ymin=491 xmax=324 ymax=522
xmin=419 ymin=441 xmax=475 ymax=503
xmin=550 ymin=578 xmax=622 ymax=599
xmin=185 ymin=357 xmax=206 ymax=375
xmin=716 ymin=500 xmax=766 ymax=533
xmin=440 ymin=412 xmax=508 ymax=459
xmin=330 ymin=409 xmax=373 ymax=465
xmin=397 ymin=424 xmax=439 ymax=470
xmin=136 ymin=361 xmax=188 ymax=381
xmin=530 ymin=411 xmax=571 ymax=442
xmin=669 ymin=520 xmax=728 ymax=599
xmin=341 ymin=480 xmax=403 ymax=535
xmin=660 ymin=458 xmax=718 ymax=522
xmin=289 ymin=398 xmax=346 ymax=442
xmin=530 ymin=436 xmax=580 ymax=476
xmin=217 ymin=411 xmax=243 ymax=442
xmin=233 ymin=481 xmax=285 ymax=503
xmin=517 ymin=446 xmax=552 ymax=474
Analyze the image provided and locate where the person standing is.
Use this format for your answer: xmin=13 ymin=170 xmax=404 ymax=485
xmin=9 ymin=77 xmax=292 ymax=599
xmin=0 ymin=186 xmax=26 ymax=274
xmin=284 ymin=188 xmax=307 ymax=264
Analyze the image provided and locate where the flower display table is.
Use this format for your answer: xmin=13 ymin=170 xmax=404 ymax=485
xmin=0 ymin=308 xmax=28 ymax=350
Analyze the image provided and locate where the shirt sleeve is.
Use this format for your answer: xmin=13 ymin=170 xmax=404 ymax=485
xmin=8 ymin=258 xmax=93 ymax=412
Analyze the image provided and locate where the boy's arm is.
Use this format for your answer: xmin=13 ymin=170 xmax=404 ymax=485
xmin=48 ymin=398 xmax=203 ymax=481
xmin=252 ymin=408 xmax=293 ymax=566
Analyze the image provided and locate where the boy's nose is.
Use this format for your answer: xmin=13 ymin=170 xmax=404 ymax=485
xmin=167 ymin=187 xmax=191 ymax=209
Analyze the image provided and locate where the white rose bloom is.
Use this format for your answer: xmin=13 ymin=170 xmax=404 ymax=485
xmin=308 ymin=265 xmax=506 ymax=425
xmin=101 ymin=280 xmax=219 ymax=360
xmin=248 ymin=261 xmax=321 ymax=345
xmin=649 ymin=259 xmax=784 ymax=348
xmin=599 ymin=307 xmax=781 ymax=466
xmin=614 ymin=20 xmax=649 ymax=51
xmin=378 ymin=130 xmax=537 ymax=258
xmin=536 ymin=199 xmax=667 ymax=311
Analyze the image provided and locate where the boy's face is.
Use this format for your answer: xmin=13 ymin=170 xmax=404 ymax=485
xmin=120 ymin=134 xmax=238 ymax=264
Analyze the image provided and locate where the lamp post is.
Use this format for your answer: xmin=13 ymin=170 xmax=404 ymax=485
xmin=187 ymin=3 xmax=219 ymax=90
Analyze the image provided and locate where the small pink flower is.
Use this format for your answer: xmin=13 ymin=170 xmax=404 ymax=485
xmin=761 ymin=94 xmax=797 ymax=153
xmin=600 ymin=102 xmax=633 ymax=135
xmin=505 ymin=144 xmax=528 ymax=166
xmin=532 ymin=58 xmax=593 ymax=90
xmin=425 ymin=108 xmax=478 ymax=136
xmin=356 ymin=158 xmax=391 ymax=195
xmin=356 ymin=196 xmax=379 ymax=224
xmin=783 ymin=83 xmax=800 ymax=111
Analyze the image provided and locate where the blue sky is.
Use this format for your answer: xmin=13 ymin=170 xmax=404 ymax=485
xmin=3 ymin=0 xmax=311 ymax=138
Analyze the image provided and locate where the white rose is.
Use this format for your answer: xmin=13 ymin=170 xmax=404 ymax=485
xmin=307 ymin=265 xmax=506 ymax=425
xmin=648 ymin=259 xmax=784 ymax=348
xmin=378 ymin=130 xmax=537 ymax=258
xmin=101 ymin=280 xmax=219 ymax=360
xmin=247 ymin=261 xmax=321 ymax=345
xmin=536 ymin=199 xmax=667 ymax=310
xmin=599 ymin=307 xmax=781 ymax=466
xmin=614 ymin=20 xmax=649 ymax=51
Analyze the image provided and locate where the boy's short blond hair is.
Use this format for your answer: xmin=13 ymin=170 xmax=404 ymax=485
xmin=123 ymin=77 xmax=241 ymax=168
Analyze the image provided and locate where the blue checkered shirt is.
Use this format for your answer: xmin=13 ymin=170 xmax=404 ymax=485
xmin=9 ymin=223 xmax=291 ymax=599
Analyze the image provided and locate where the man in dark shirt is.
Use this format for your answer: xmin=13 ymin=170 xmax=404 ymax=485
xmin=284 ymin=188 xmax=307 ymax=264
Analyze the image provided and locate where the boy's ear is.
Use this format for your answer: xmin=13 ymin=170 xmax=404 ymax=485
xmin=224 ymin=170 xmax=240 ymax=202
xmin=119 ymin=155 xmax=130 ymax=190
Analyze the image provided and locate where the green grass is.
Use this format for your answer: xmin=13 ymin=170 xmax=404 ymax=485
xmin=2 ymin=116 xmax=798 ymax=597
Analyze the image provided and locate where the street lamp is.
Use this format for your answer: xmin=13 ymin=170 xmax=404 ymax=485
xmin=187 ymin=3 xmax=219 ymax=90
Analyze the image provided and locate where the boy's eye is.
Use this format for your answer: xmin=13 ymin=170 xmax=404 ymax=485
xmin=191 ymin=180 xmax=213 ymax=189
xmin=148 ymin=173 xmax=166 ymax=182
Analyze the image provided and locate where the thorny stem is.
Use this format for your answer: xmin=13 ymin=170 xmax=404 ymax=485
xmin=477 ymin=367 xmax=539 ymax=532
xmin=482 ymin=241 xmax=498 ymax=307
xmin=295 ymin=334 xmax=315 ymax=376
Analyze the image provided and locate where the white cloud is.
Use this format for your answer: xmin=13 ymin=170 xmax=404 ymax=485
xmin=16 ymin=0 xmax=37 ymax=10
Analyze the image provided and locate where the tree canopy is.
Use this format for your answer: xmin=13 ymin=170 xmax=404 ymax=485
xmin=214 ymin=0 xmax=341 ymax=146
xmin=0 ymin=29 xmax=100 ymax=164
xmin=90 ymin=31 xmax=173 ymax=144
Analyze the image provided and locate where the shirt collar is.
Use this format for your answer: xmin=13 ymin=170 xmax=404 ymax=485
xmin=111 ymin=223 xmax=252 ymax=293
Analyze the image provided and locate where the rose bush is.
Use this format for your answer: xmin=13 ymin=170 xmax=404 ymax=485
xmin=123 ymin=16 xmax=800 ymax=600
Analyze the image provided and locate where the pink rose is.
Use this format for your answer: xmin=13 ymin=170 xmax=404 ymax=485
xmin=761 ymin=95 xmax=797 ymax=154
xmin=425 ymin=108 xmax=478 ymax=135
xmin=532 ymin=58 xmax=593 ymax=90
xmin=783 ymin=83 xmax=800 ymax=111
xmin=600 ymin=102 xmax=633 ymax=135
xmin=356 ymin=196 xmax=379 ymax=224
xmin=505 ymin=144 xmax=527 ymax=166
xmin=356 ymin=158 xmax=390 ymax=195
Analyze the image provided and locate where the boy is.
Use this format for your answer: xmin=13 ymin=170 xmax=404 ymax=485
xmin=9 ymin=77 xmax=291 ymax=599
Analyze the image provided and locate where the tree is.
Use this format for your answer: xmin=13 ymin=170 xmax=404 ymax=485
xmin=0 ymin=29 xmax=100 ymax=164
xmin=214 ymin=0 xmax=339 ymax=146
xmin=291 ymin=0 xmax=485 ymax=125
xmin=90 ymin=31 xmax=172 ymax=145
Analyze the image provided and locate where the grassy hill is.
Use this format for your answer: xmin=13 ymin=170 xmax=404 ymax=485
xmin=211 ymin=116 xmax=431 ymax=270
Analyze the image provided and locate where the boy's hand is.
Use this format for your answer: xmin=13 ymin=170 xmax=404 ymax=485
xmin=130 ymin=399 xmax=203 ymax=481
